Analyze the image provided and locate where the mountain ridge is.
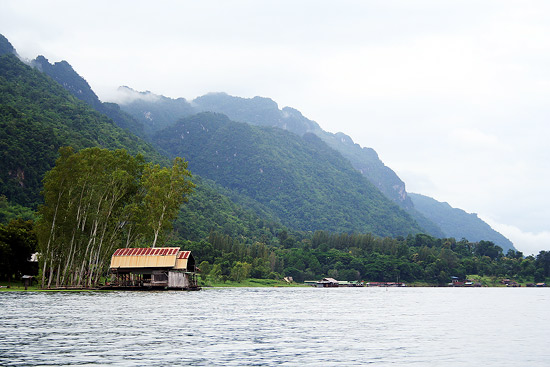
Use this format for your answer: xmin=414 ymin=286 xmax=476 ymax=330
xmin=117 ymin=88 xmax=445 ymax=237
xmin=0 ymin=38 xmax=284 ymax=246
xmin=409 ymin=193 xmax=515 ymax=252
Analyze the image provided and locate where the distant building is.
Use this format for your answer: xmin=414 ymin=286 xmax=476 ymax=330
xmin=109 ymin=247 xmax=199 ymax=290
xmin=316 ymin=277 xmax=339 ymax=287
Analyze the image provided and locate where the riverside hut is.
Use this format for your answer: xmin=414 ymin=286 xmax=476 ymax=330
xmin=109 ymin=247 xmax=199 ymax=290
xmin=316 ymin=277 xmax=339 ymax=287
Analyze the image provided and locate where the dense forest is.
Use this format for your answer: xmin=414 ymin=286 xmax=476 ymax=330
xmin=183 ymin=231 xmax=550 ymax=285
xmin=4 ymin=215 xmax=550 ymax=286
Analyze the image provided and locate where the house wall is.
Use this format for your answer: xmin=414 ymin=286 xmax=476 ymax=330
xmin=168 ymin=271 xmax=190 ymax=289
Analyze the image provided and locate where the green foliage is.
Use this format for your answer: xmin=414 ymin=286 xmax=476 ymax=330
xmin=180 ymin=229 xmax=548 ymax=285
xmin=174 ymin=176 xmax=283 ymax=244
xmin=0 ymin=195 xmax=36 ymax=223
xmin=230 ymin=261 xmax=252 ymax=282
xmin=141 ymin=157 xmax=195 ymax=247
xmin=0 ymin=218 xmax=37 ymax=280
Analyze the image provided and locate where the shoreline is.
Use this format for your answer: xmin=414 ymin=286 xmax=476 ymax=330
xmin=1 ymin=282 xmax=545 ymax=292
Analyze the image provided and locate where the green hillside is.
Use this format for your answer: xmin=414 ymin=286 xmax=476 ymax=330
xmin=153 ymin=112 xmax=423 ymax=237
xmin=0 ymin=53 xmax=162 ymax=206
xmin=191 ymin=93 xmax=413 ymax=205
xmin=2 ymin=34 xmax=543 ymax=286
xmin=409 ymin=193 xmax=515 ymax=252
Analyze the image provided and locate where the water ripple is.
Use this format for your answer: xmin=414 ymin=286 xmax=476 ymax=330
xmin=1 ymin=288 xmax=549 ymax=366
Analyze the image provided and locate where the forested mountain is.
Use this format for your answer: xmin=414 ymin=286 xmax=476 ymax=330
xmin=409 ymin=193 xmax=515 ymax=252
xmin=0 ymin=53 xmax=163 ymax=206
xmin=0 ymin=34 xmax=17 ymax=57
xmin=153 ymin=112 xmax=423 ymax=237
xmin=194 ymin=93 xmax=415 ymax=208
xmin=119 ymin=89 xmax=446 ymax=237
xmin=117 ymin=89 xmax=520 ymax=245
xmin=23 ymin=58 xmax=425 ymax=237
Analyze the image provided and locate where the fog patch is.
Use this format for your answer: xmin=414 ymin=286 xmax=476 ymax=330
xmin=481 ymin=215 xmax=550 ymax=256
xmin=107 ymin=86 xmax=161 ymax=105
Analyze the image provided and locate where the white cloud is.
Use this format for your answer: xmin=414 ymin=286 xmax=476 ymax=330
xmin=449 ymin=128 xmax=500 ymax=147
xmin=109 ymin=87 xmax=161 ymax=105
xmin=482 ymin=216 xmax=550 ymax=256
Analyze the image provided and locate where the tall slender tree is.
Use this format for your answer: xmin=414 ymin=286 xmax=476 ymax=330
xmin=141 ymin=157 xmax=194 ymax=248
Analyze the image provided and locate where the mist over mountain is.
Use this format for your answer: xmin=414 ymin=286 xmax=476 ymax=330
xmin=30 ymin=57 xmax=146 ymax=137
xmin=114 ymin=86 xmax=195 ymax=136
xmin=409 ymin=193 xmax=515 ymax=252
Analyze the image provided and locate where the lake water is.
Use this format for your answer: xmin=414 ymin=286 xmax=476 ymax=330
xmin=1 ymin=287 xmax=549 ymax=366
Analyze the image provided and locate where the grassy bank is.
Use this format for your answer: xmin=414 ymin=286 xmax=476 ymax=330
xmin=0 ymin=278 xmax=305 ymax=291
xmin=200 ymin=278 xmax=305 ymax=288
xmin=0 ymin=281 xmax=110 ymax=292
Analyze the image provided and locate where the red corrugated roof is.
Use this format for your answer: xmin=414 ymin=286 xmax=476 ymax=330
xmin=177 ymin=251 xmax=190 ymax=259
xmin=112 ymin=247 xmax=180 ymax=256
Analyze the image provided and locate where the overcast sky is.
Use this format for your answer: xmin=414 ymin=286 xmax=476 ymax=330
xmin=2 ymin=0 xmax=549 ymax=255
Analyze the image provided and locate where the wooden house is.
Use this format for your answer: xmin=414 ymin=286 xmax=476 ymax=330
xmin=109 ymin=247 xmax=199 ymax=290
xmin=316 ymin=277 xmax=339 ymax=287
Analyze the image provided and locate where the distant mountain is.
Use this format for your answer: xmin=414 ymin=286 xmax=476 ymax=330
xmin=115 ymin=87 xmax=197 ymax=136
xmin=30 ymin=57 xmax=146 ymax=137
xmin=193 ymin=93 xmax=320 ymax=135
xmin=409 ymin=193 xmax=515 ymax=252
xmin=153 ymin=112 xmax=424 ymax=237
